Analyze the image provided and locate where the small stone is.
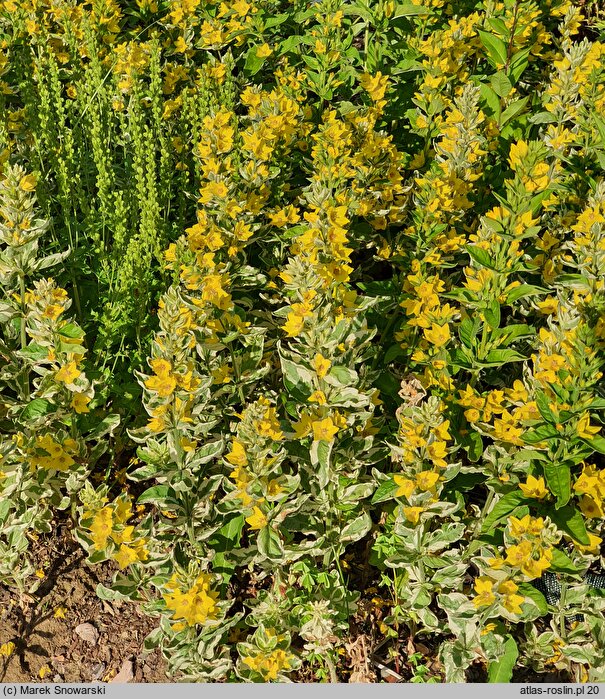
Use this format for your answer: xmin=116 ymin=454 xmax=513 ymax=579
xmin=91 ymin=662 xmax=106 ymax=680
xmin=74 ymin=622 xmax=99 ymax=646
xmin=110 ymin=659 xmax=134 ymax=684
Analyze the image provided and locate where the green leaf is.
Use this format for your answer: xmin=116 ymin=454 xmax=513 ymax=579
xmin=328 ymin=365 xmax=358 ymax=384
xmin=481 ymin=491 xmax=527 ymax=533
xmin=505 ymin=283 xmax=547 ymax=304
xmin=478 ymin=30 xmax=508 ymax=68
xmin=544 ymin=462 xmax=571 ymax=509
xmin=493 ymin=323 xmax=535 ymax=345
xmin=340 ymin=512 xmax=372 ymax=542
xmin=479 ymin=83 xmax=501 ymax=120
xmin=392 ymin=3 xmax=431 ymax=17
xmin=582 ymin=435 xmax=605 ymax=455
xmin=484 ymin=299 xmax=501 ymax=329
xmin=481 ymin=349 xmax=526 ymax=366
xmin=210 ymin=515 xmax=245 ymax=585
xmin=499 ymin=97 xmax=529 ymax=127
xmin=461 ymin=431 xmax=484 ymax=462
xmin=529 ymin=111 xmax=557 ymax=125
xmin=263 ymin=12 xmax=289 ymax=28
xmin=523 ymin=423 xmax=560 ymax=443
xmin=58 ymin=323 xmax=84 ymax=339
xmin=490 ymin=71 xmax=512 ymax=98
xmin=244 ymin=45 xmax=267 ymax=75
xmin=550 ymin=548 xmax=579 ymax=575
xmin=19 ymin=343 xmax=50 ymax=361
xmin=256 ymin=526 xmax=284 ymax=560
xmin=486 ymin=17 xmax=509 ymax=38
xmin=279 ymin=35 xmax=306 ymax=55
xmin=383 ymin=343 xmax=405 ymax=363
xmin=547 ymin=505 xmax=590 ymax=545
xmin=535 ymin=391 xmax=556 ymax=423
xmin=137 ymin=485 xmax=171 ymax=504
xmin=86 ymin=413 xmax=120 ymax=440
xmin=518 ymin=583 xmax=548 ymax=616
xmin=466 ymin=245 xmax=496 ymax=269
xmin=95 ymin=582 xmax=134 ymax=602
xmin=371 ymin=478 xmax=400 ymax=504
xmin=311 ymin=439 xmax=333 ymax=489
xmin=487 ymin=635 xmax=518 ymax=683
xmin=342 ymin=3 xmax=373 ymax=21
xmin=459 ymin=316 xmax=480 ymax=349
xmin=279 ymin=350 xmax=314 ymax=398
xmin=508 ymin=47 xmax=531 ymax=84
xmin=21 ymin=398 xmax=54 ymax=420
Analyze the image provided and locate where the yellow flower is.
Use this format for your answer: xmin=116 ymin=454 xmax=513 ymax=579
xmin=163 ymin=573 xmax=219 ymax=626
xmin=150 ymin=358 xmax=173 ymax=376
xmin=311 ymin=416 xmax=339 ymax=442
xmin=256 ymin=43 xmax=272 ymax=58
xmin=415 ymin=470 xmax=439 ymax=492
xmin=246 ymin=506 xmax=268 ymax=530
xmin=308 ymin=390 xmax=327 ymax=405
xmin=473 ymin=577 xmax=496 ymax=608
xmin=403 ymin=506 xmax=424 ymax=524
xmin=201 ymin=273 xmax=232 ymax=310
xmin=19 ymin=173 xmax=37 ymax=191
xmin=427 ymin=440 xmax=448 ymax=467
xmin=55 ymin=361 xmax=81 ymax=384
xmin=508 ymin=140 xmax=529 ymax=171
xmin=226 ymin=439 xmax=248 ymax=466
xmin=519 ymin=475 xmax=548 ymax=500
xmin=393 ymin=475 xmax=415 ymax=499
xmin=293 ymin=413 xmax=312 ymax=439
xmin=505 ymin=540 xmax=532 ymax=567
xmin=573 ymin=465 xmax=604 ymax=500
xmin=576 ymin=533 xmax=602 ymax=554
xmin=283 ymin=312 xmax=305 ymax=337
xmin=90 ymin=507 xmax=113 ymax=550
xmin=498 ymin=580 xmax=524 ymax=615
xmin=509 ymin=514 xmax=545 ymax=539
xmin=579 ymin=495 xmax=604 ymax=519
xmin=359 ymin=71 xmax=389 ymax=103
xmin=114 ymin=544 xmax=140 ymax=569
xmin=242 ymin=648 xmax=293 ymax=681
xmin=42 ymin=303 xmax=64 ymax=320
xmin=0 ymin=642 xmax=15 ymax=657
xmin=434 ymin=420 xmax=451 ymax=442
xmin=424 ymin=322 xmax=450 ymax=348
xmin=313 ymin=353 xmax=331 ymax=378
xmin=465 ymin=408 xmax=481 ymax=423
xmin=145 ymin=372 xmax=177 ymax=397
xmin=522 ymin=548 xmax=553 ymax=579
xmin=54 ymin=606 xmax=67 ymax=619
xmin=71 ymin=393 xmax=91 ymax=414
xmin=577 ymin=413 xmax=601 ymax=440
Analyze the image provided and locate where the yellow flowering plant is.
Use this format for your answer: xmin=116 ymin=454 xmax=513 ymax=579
xmin=3 ymin=0 xmax=605 ymax=684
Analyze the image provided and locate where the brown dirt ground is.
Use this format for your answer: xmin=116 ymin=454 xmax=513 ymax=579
xmin=0 ymin=522 xmax=170 ymax=683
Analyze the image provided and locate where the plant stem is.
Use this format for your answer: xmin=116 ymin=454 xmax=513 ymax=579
xmin=19 ymin=272 xmax=30 ymax=401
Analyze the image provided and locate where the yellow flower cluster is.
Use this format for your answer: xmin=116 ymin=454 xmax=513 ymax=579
xmin=85 ymin=496 xmax=149 ymax=569
xmin=28 ymin=434 xmax=77 ymax=472
xmin=574 ymin=464 xmax=605 ymax=519
xmin=242 ymin=646 xmax=294 ymax=681
xmin=163 ymin=572 xmax=219 ymax=627
xmin=493 ymin=515 xmax=559 ymax=581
